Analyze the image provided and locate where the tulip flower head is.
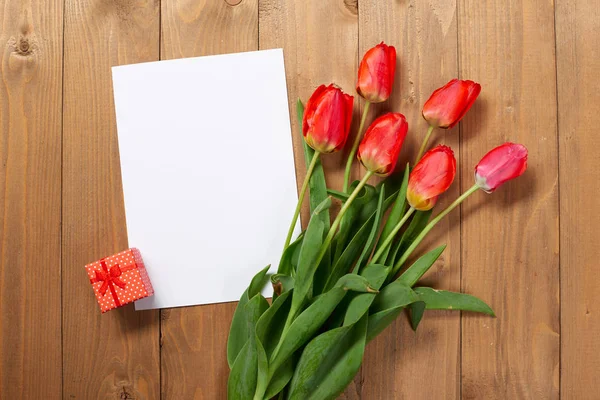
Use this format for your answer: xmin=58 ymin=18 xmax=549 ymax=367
xmin=356 ymin=42 xmax=397 ymax=103
xmin=475 ymin=143 xmax=528 ymax=193
xmin=407 ymin=145 xmax=457 ymax=211
xmin=422 ymin=79 xmax=481 ymax=129
xmin=303 ymin=84 xmax=354 ymax=153
xmin=357 ymin=112 xmax=408 ymax=177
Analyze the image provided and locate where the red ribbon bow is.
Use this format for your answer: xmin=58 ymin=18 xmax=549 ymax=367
xmin=90 ymin=259 xmax=135 ymax=307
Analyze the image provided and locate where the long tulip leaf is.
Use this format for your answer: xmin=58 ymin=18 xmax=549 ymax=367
xmin=396 ymin=244 xmax=446 ymax=286
xmin=376 ymin=166 xmax=409 ymax=262
xmin=292 ymin=197 xmax=331 ymax=313
xmin=287 ymin=315 xmax=368 ymax=400
xmin=354 ymin=184 xmax=386 ymax=273
xmin=269 ymin=274 xmax=375 ymax=376
xmin=227 ymin=265 xmax=271 ymax=368
xmin=256 ymin=290 xmax=293 ymax=359
xmin=227 ymin=293 xmax=269 ymax=399
xmin=408 ymin=301 xmax=426 ymax=331
xmin=264 ymin=357 xmax=295 ymax=400
xmin=324 ymin=215 xmax=373 ymax=292
xmin=370 ymin=280 xmax=420 ymax=314
xmin=277 ymin=233 xmax=304 ymax=276
xmin=343 ymin=264 xmax=390 ymax=326
xmin=366 ymin=280 xmax=420 ymax=341
xmin=367 ymin=307 xmax=404 ymax=342
xmin=327 ymin=188 xmax=350 ymax=202
xmin=413 ymin=287 xmax=495 ymax=316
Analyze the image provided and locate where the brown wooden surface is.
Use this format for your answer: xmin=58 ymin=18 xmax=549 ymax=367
xmin=0 ymin=0 xmax=597 ymax=399
xmin=556 ymin=0 xmax=600 ymax=398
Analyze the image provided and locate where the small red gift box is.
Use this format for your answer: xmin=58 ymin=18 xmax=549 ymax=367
xmin=85 ymin=248 xmax=154 ymax=313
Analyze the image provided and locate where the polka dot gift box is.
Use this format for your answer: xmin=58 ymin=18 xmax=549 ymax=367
xmin=85 ymin=248 xmax=154 ymax=313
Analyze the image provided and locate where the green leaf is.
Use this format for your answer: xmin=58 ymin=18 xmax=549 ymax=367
xmin=413 ymin=287 xmax=495 ymax=316
xmin=271 ymin=274 xmax=295 ymax=298
xmin=388 ymin=209 xmax=432 ymax=266
xmin=277 ymin=233 xmax=304 ymax=276
xmin=408 ymin=301 xmax=426 ymax=331
xmin=256 ymin=290 xmax=293 ymax=359
xmin=288 ymin=315 xmax=368 ymax=400
xmin=343 ymin=264 xmax=390 ymax=326
xmin=333 ymin=182 xmax=377 ymax=262
xmin=227 ymin=265 xmax=271 ymax=368
xmin=298 ymin=100 xmax=330 ymax=229
xmin=227 ymin=293 xmax=269 ymax=399
xmin=264 ymin=357 xmax=295 ymax=400
xmin=397 ymin=244 xmax=446 ymax=286
xmin=370 ymin=280 xmax=420 ymax=314
xmin=367 ymin=280 xmax=420 ymax=341
xmin=292 ymin=197 xmax=331 ymax=313
xmin=327 ymin=188 xmax=349 ymax=202
xmin=249 ymin=265 xmax=272 ymax=299
xmin=228 ymin=340 xmax=258 ymax=399
xmin=376 ymin=166 xmax=409 ymax=262
xmin=367 ymin=307 xmax=404 ymax=342
xmin=354 ymin=184 xmax=386 ymax=273
xmin=269 ymin=274 xmax=374 ymax=376
xmin=323 ymin=214 xmax=373 ymax=292
xmin=254 ymin=291 xmax=293 ymax=400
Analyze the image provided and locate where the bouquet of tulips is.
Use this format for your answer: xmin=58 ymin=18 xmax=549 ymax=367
xmin=227 ymin=43 xmax=528 ymax=400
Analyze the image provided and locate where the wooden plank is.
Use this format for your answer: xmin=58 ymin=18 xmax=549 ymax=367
xmin=61 ymin=1 xmax=160 ymax=398
xmin=556 ymin=0 xmax=600 ymax=397
xmin=158 ymin=1 xmax=258 ymax=398
xmin=357 ymin=1 xmax=461 ymax=398
xmin=458 ymin=1 xmax=560 ymax=399
xmin=0 ymin=0 xmax=63 ymax=398
xmin=258 ymin=0 xmax=359 ymax=223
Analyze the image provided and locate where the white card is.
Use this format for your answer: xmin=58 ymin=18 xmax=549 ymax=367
xmin=111 ymin=49 xmax=300 ymax=310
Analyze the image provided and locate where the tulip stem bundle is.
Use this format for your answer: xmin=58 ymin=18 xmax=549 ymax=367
xmin=227 ymin=41 xmax=529 ymax=400
xmin=343 ymin=101 xmax=371 ymax=193
xmin=282 ymin=151 xmax=321 ymax=250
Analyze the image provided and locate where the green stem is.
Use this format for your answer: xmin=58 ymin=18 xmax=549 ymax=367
xmin=343 ymin=101 xmax=371 ymax=193
xmin=282 ymin=151 xmax=321 ymax=251
xmin=415 ymin=125 xmax=435 ymax=163
xmin=278 ymin=171 xmax=373 ymax=354
xmin=315 ymin=171 xmax=374 ymax=270
xmin=371 ymin=207 xmax=415 ymax=264
xmin=391 ymin=184 xmax=480 ymax=278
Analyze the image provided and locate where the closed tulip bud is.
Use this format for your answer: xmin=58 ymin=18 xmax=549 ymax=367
xmin=357 ymin=113 xmax=408 ymax=177
xmin=356 ymin=42 xmax=397 ymax=103
xmin=422 ymin=79 xmax=481 ymax=129
xmin=303 ymin=84 xmax=354 ymax=153
xmin=407 ymin=145 xmax=457 ymax=211
xmin=475 ymin=143 xmax=528 ymax=193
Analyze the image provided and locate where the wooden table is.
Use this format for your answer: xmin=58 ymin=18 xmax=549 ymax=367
xmin=1 ymin=0 xmax=597 ymax=398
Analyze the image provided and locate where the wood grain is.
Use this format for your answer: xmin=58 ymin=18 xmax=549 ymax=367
xmin=0 ymin=0 xmax=63 ymax=398
xmin=259 ymin=0 xmax=359 ymax=224
xmin=458 ymin=0 xmax=560 ymax=399
xmin=357 ymin=1 xmax=462 ymax=398
xmin=159 ymin=0 xmax=257 ymax=398
xmin=61 ymin=0 xmax=160 ymax=398
xmin=556 ymin=0 xmax=600 ymax=398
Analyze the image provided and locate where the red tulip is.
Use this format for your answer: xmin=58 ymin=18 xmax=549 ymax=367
xmin=422 ymin=79 xmax=481 ymax=129
xmin=475 ymin=143 xmax=528 ymax=193
xmin=407 ymin=145 xmax=457 ymax=211
xmin=356 ymin=42 xmax=397 ymax=103
xmin=303 ymin=84 xmax=354 ymax=153
xmin=357 ymin=113 xmax=408 ymax=177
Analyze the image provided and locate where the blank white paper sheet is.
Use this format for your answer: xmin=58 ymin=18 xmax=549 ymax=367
xmin=111 ymin=49 xmax=300 ymax=310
